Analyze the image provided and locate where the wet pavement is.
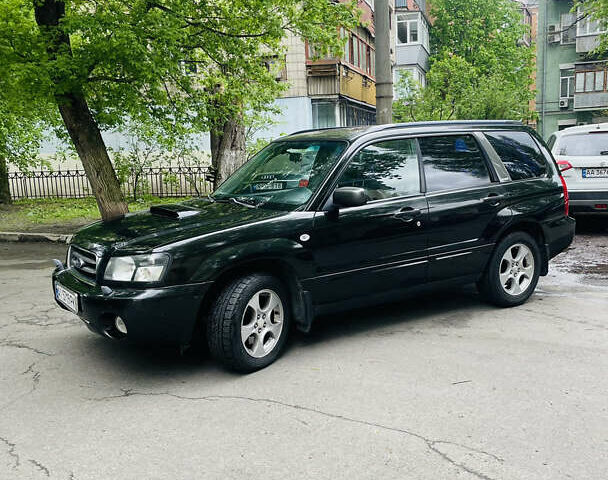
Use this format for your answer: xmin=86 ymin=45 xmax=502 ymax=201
xmin=0 ymin=222 xmax=607 ymax=480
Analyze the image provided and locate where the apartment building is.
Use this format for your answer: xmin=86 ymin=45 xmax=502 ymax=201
xmin=536 ymin=0 xmax=608 ymax=138
xmin=258 ymin=0 xmax=378 ymax=140
xmin=393 ymin=0 xmax=431 ymax=93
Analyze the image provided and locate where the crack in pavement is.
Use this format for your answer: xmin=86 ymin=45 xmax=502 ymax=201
xmin=29 ymin=458 xmax=50 ymax=477
xmin=0 ymin=340 xmax=53 ymax=356
xmin=0 ymin=435 xmax=20 ymax=469
xmin=21 ymin=362 xmax=41 ymax=391
xmin=520 ymin=307 xmax=608 ymax=331
xmin=90 ymin=389 xmax=502 ymax=480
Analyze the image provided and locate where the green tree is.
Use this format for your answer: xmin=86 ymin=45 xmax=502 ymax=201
xmin=394 ymin=0 xmax=535 ymax=123
xmin=0 ymin=0 xmax=58 ymax=203
xmin=1 ymin=0 xmax=358 ymax=220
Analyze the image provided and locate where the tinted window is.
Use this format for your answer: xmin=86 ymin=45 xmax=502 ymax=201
xmin=418 ymin=135 xmax=491 ymax=192
xmin=556 ymin=132 xmax=608 ymax=156
xmin=337 ymin=139 xmax=420 ymax=201
xmin=485 ymin=131 xmax=547 ymax=180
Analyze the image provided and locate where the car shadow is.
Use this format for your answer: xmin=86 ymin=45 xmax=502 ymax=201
xmin=574 ymin=216 xmax=608 ymax=234
xmin=70 ymin=285 xmax=486 ymax=379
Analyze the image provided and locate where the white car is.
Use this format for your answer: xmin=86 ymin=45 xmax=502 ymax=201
xmin=548 ymin=123 xmax=608 ymax=215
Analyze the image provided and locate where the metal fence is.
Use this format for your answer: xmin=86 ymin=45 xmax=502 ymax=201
xmin=8 ymin=166 xmax=215 ymax=200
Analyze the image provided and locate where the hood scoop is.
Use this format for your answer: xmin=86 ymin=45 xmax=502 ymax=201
xmin=150 ymin=204 xmax=200 ymax=219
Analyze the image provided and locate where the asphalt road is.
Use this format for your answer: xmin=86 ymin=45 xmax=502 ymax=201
xmin=0 ymin=224 xmax=607 ymax=480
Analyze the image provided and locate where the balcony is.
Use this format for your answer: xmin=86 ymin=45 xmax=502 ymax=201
xmin=307 ymin=63 xmax=375 ymax=106
xmin=573 ymin=62 xmax=608 ymax=111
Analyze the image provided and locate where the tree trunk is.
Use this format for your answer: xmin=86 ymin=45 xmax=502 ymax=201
xmin=0 ymin=157 xmax=11 ymax=204
xmin=210 ymin=117 xmax=247 ymax=190
xmin=34 ymin=0 xmax=127 ymax=222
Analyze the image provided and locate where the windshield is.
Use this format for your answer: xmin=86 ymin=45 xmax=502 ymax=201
xmin=557 ymin=132 xmax=608 ymax=156
xmin=212 ymin=140 xmax=347 ymax=210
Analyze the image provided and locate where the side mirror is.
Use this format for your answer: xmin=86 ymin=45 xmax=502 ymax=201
xmin=333 ymin=187 xmax=368 ymax=208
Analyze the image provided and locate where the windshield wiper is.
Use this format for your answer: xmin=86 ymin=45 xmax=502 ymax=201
xmin=228 ymin=197 xmax=257 ymax=209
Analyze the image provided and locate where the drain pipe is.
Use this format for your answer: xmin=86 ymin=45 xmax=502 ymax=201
xmin=541 ymin=0 xmax=548 ymax=138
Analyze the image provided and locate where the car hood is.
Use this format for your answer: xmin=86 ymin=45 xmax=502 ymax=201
xmin=71 ymin=200 xmax=286 ymax=254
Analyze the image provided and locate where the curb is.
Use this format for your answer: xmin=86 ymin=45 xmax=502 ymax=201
xmin=0 ymin=231 xmax=73 ymax=244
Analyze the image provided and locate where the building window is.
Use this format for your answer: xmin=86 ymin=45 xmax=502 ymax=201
xmin=312 ymin=102 xmax=336 ymax=129
xmin=397 ymin=13 xmax=421 ymax=45
xmin=560 ymin=69 xmax=575 ymax=98
xmin=577 ymin=8 xmax=606 ymax=36
xmin=561 ymin=13 xmax=576 ymax=44
xmin=575 ymin=69 xmax=607 ymax=93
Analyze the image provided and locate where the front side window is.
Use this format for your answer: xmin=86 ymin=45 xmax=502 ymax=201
xmin=337 ymin=139 xmax=421 ymax=201
xmin=213 ymin=141 xmax=347 ymax=210
xmin=418 ymin=135 xmax=491 ymax=192
xmin=485 ymin=131 xmax=547 ymax=180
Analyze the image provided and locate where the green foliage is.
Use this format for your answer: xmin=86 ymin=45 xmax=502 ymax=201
xmin=394 ymin=0 xmax=536 ymax=123
xmin=1 ymin=0 xmax=360 ymax=150
xmin=0 ymin=195 xmax=191 ymax=232
xmin=0 ymin=0 xmax=58 ymax=172
xmin=576 ymin=0 xmax=608 ymax=53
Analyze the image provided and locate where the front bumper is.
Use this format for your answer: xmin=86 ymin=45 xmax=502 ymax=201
xmin=569 ymin=191 xmax=608 ymax=214
xmin=52 ymin=268 xmax=212 ymax=345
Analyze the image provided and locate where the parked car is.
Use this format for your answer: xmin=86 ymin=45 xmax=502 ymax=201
xmin=548 ymin=123 xmax=608 ymax=215
xmin=53 ymin=121 xmax=575 ymax=372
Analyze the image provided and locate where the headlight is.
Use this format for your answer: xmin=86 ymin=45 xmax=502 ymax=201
xmin=103 ymin=253 xmax=170 ymax=283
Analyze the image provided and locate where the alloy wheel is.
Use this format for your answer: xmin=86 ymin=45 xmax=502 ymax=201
xmin=241 ymin=289 xmax=284 ymax=358
xmin=499 ymin=243 xmax=535 ymax=296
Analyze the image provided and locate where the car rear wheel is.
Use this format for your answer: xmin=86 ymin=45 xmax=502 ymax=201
xmin=478 ymin=232 xmax=540 ymax=307
xmin=207 ymin=273 xmax=290 ymax=372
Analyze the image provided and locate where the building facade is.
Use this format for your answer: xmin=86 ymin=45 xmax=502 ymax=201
xmin=393 ymin=0 xmax=431 ymax=93
xmin=536 ymin=0 xmax=608 ymax=139
xmin=258 ymin=0 xmax=378 ymax=140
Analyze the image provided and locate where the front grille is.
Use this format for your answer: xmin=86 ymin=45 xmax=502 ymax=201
xmin=69 ymin=245 xmax=98 ymax=280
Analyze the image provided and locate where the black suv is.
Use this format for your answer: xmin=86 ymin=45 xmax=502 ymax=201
xmin=52 ymin=121 xmax=575 ymax=372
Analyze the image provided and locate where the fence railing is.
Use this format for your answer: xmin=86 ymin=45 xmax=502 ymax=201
xmin=8 ymin=166 xmax=215 ymax=200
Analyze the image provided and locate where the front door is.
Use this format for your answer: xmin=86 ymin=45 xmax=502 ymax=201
xmin=304 ymin=138 xmax=429 ymax=305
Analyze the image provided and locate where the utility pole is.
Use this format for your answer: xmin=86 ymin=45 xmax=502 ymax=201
xmin=375 ymin=0 xmax=393 ymax=124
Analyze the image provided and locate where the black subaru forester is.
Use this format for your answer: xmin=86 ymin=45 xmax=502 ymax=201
xmin=53 ymin=121 xmax=576 ymax=372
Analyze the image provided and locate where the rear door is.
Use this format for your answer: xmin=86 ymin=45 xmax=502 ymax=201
xmin=306 ymin=138 xmax=429 ymax=305
xmin=419 ymin=134 xmax=502 ymax=282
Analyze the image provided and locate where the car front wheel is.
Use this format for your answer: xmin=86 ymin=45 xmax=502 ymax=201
xmin=479 ymin=232 xmax=541 ymax=307
xmin=207 ymin=273 xmax=290 ymax=372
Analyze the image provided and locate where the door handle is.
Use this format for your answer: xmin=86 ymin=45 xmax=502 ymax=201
xmin=482 ymin=194 xmax=505 ymax=206
xmin=394 ymin=207 xmax=422 ymax=222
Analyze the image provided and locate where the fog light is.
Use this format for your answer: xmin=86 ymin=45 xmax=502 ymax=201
xmin=115 ymin=316 xmax=127 ymax=335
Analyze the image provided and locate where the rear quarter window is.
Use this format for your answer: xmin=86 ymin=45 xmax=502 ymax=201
xmin=485 ymin=131 xmax=548 ymax=181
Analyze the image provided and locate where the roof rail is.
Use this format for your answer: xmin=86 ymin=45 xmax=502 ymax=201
xmin=378 ymin=120 xmax=523 ymax=131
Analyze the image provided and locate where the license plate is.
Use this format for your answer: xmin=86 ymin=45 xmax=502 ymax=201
xmin=582 ymin=168 xmax=608 ymax=178
xmin=55 ymin=283 xmax=79 ymax=313
xmin=252 ymin=182 xmax=284 ymax=191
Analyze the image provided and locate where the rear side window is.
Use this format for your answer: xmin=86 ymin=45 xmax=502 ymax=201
xmin=338 ymin=139 xmax=420 ymax=201
xmin=418 ymin=135 xmax=491 ymax=192
xmin=485 ymin=131 xmax=547 ymax=180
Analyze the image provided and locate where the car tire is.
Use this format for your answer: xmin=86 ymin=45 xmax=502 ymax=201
xmin=478 ymin=232 xmax=541 ymax=308
xmin=207 ymin=273 xmax=290 ymax=372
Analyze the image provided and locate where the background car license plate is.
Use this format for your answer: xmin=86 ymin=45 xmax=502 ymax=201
xmin=582 ymin=168 xmax=608 ymax=178
xmin=252 ymin=182 xmax=284 ymax=191
xmin=55 ymin=283 xmax=78 ymax=313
